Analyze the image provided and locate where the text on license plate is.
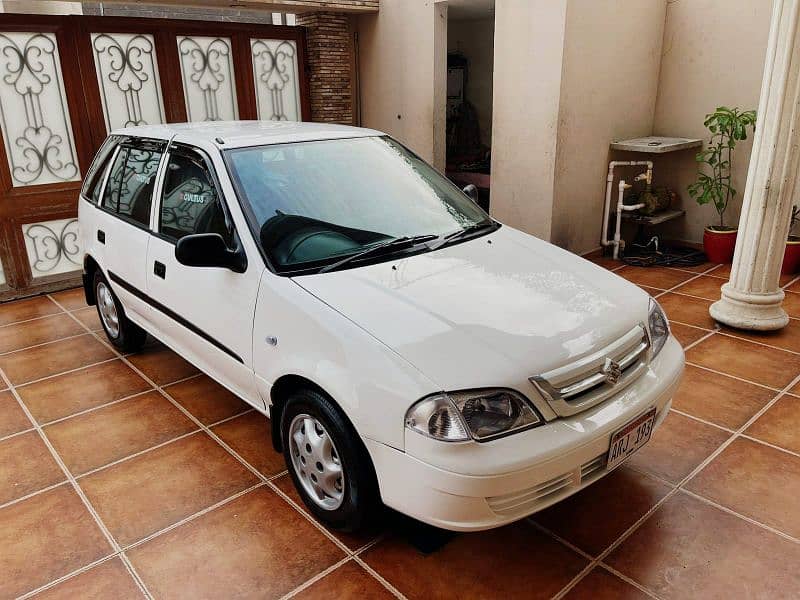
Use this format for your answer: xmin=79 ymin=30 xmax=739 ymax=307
xmin=606 ymin=408 xmax=656 ymax=471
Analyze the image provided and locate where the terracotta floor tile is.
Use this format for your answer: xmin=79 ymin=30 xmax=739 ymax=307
xmin=18 ymin=359 xmax=151 ymax=425
xmin=363 ymin=521 xmax=587 ymax=599
xmin=671 ymin=275 xmax=725 ymax=301
xmin=81 ymin=432 xmax=259 ymax=546
xmin=127 ymin=344 xmax=198 ymax=386
xmin=582 ymin=250 xmax=622 ymax=271
xmin=671 ymin=364 xmax=776 ymax=430
xmin=708 ymin=263 xmax=731 ymax=278
xmin=165 ymin=374 xmax=250 ymax=425
xmin=0 ymin=334 xmax=115 ymax=385
xmin=782 ymin=290 xmax=800 ymax=318
xmin=606 ymin=492 xmax=800 ymax=599
xmin=657 ymin=292 xmax=718 ymax=329
xmin=746 ymin=395 xmax=800 ymax=454
xmin=128 ymin=488 xmax=344 ymax=599
xmin=0 ymin=295 xmax=61 ymax=326
xmin=211 ymin=411 xmax=285 ymax=477
xmin=32 ymin=557 xmax=143 ymax=600
xmin=72 ymin=306 xmax=103 ymax=331
xmin=0 ymin=313 xmax=84 ymax=354
xmin=295 ymin=561 xmax=392 ymax=599
xmin=669 ymin=323 xmax=709 ymax=348
xmin=0 ymin=389 xmax=31 ymax=437
xmin=564 ymin=566 xmax=649 ymax=600
xmin=686 ymin=437 xmax=800 ymax=538
xmin=637 ymin=285 xmax=663 ymax=297
xmin=0 ymin=486 xmax=111 ymax=599
xmin=44 ymin=391 xmax=196 ymax=475
xmin=49 ymin=287 xmax=88 ymax=312
xmin=0 ymin=431 xmax=65 ymax=505
xmin=686 ymin=334 xmax=800 ymax=389
xmin=720 ymin=319 xmax=800 ymax=353
xmin=533 ymin=467 xmax=671 ymax=556
xmin=668 ymin=260 xmax=718 ymax=274
xmin=273 ymin=473 xmax=380 ymax=551
xmin=626 ymin=411 xmax=730 ymax=484
xmin=615 ymin=266 xmax=695 ymax=290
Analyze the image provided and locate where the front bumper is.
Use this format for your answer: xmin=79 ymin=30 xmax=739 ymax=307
xmin=365 ymin=335 xmax=684 ymax=531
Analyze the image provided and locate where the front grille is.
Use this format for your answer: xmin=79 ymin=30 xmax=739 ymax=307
xmin=530 ymin=324 xmax=650 ymax=417
xmin=486 ymin=453 xmax=607 ymax=517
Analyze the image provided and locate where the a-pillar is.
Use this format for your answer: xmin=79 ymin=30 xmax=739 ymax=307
xmin=710 ymin=0 xmax=800 ymax=330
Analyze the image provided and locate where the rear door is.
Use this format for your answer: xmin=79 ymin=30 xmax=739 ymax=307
xmin=96 ymin=138 xmax=166 ymax=326
xmin=146 ymin=143 xmax=262 ymax=403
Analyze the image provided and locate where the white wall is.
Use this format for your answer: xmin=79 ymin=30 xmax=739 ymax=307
xmin=490 ymin=0 xmax=567 ymax=241
xmin=447 ymin=17 xmax=494 ymax=146
xmin=652 ymin=0 xmax=771 ymax=243
xmin=551 ymin=0 xmax=667 ymax=254
xmin=357 ymin=0 xmax=448 ymax=169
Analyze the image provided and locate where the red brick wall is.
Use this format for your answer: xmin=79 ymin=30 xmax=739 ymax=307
xmin=296 ymin=12 xmax=354 ymax=124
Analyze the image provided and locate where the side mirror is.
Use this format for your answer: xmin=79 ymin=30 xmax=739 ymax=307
xmin=175 ymin=233 xmax=247 ymax=273
xmin=463 ymin=183 xmax=479 ymax=204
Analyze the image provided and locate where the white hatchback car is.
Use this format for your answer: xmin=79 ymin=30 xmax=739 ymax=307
xmin=78 ymin=121 xmax=684 ymax=532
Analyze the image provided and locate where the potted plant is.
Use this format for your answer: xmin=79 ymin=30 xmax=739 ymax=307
xmin=783 ymin=205 xmax=800 ymax=275
xmin=688 ymin=106 xmax=757 ymax=263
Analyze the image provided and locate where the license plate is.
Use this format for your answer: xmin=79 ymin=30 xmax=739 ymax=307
xmin=606 ymin=408 xmax=656 ymax=471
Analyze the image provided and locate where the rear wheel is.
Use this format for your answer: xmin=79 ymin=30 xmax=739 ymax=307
xmin=281 ymin=388 xmax=380 ymax=532
xmin=93 ymin=271 xmax=147 ymax=353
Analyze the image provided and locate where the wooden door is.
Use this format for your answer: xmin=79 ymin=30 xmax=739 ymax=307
xmin=0 ymin=14 xmax=310 ymax=301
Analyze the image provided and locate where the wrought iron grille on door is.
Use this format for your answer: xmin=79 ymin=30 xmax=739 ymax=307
xmin=0 ymin=14 xmax=309 ymax=300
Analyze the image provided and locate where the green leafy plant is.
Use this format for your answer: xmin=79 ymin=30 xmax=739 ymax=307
xmin=688 ymin=106 xmax=756 ymax=229
xmin=790 ymin=205 xmax=800 ymax=240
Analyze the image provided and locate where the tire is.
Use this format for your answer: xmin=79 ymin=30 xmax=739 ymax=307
xmin=281 ymin=388 xmax=380 ymax=532
xmin=93 ymin=270 xmax=147 ymax=353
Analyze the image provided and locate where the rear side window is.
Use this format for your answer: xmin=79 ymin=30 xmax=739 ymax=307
xmin=102 ymin=141 xmax=164 ymax=227
xmin=81 ymin=136 xmax=120 ymax=204
xmin=159 ymin=150 xmax=232 ymax=245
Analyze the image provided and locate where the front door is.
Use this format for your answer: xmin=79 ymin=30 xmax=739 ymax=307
xmin=146 ymin=144 xmax=262 ymax=404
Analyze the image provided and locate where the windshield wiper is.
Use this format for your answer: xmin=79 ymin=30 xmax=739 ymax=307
xmin=430 ymin=221 xmax=497 ymax=250
xmin=318 ymin=234 xmax=438 ymax=274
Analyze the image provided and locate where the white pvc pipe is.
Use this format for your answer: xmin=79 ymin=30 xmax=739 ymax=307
xmin=601 ymin=160 xmax=653 ymax=259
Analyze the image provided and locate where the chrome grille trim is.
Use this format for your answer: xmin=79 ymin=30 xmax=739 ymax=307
xmin=530 ymin=324 xmax=650 ymax=417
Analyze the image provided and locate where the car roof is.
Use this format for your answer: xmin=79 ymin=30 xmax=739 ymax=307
xmin=110 ymin=120 xmax=386 ymax=149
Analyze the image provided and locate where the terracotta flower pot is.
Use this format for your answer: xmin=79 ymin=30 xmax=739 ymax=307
xmin=782 ymin=237 xmax=800 ymax=275
xmin=703 ymin=227 xmax=738 ymax=264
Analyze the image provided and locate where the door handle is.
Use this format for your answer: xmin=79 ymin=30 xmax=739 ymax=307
xmin=97 ymin=230 xmax=105 ymax=244
xmin=154 ymin=261 xmax=166 ymax=279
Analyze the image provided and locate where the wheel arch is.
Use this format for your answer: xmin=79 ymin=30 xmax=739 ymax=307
xmin=82 ymin=254 xmax=101 ymax=306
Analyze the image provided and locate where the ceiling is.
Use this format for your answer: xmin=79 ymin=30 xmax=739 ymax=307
xmin=447 ymin=0 xmax=494 ymax=21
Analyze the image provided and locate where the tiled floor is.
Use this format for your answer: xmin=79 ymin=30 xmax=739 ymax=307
xmin=1 ymin=262 xmax=800 ymax=599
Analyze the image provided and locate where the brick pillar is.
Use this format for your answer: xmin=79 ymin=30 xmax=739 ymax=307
xmin=295 ymin=11 xmax=354 ymax=124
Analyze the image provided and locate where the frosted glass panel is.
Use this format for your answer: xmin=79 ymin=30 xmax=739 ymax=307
xmin=23 ymin=218 xmax=81 ymax=278
xmin=0 ymin=32 xmax=79 ymax=187
xmin=91 ymin=32 xmax=166 ymax=131
xmin=251 ymin=39 xmax=301 ymax=122
xmin=177 ymin=36 xmax=238 ymax=122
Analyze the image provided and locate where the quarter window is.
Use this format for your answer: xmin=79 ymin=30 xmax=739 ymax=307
xmin=159 ymin=151 xmax=232 ymax=244
xmin=102 ymin=142 xmax=163 ymax=227
xmin=82 ymin=136 xmax=120 ymax=204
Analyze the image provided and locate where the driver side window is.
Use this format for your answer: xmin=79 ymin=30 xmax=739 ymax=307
xmin=159 ymin=150 xmax=233 ymax=245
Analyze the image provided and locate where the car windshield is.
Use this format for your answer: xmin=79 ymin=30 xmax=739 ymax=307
xmin=225 ymin=136 xmax=493 ymax=273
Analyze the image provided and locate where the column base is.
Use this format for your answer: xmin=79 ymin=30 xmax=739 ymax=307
xmin=709 ymin=283 xmax=789 ymax=331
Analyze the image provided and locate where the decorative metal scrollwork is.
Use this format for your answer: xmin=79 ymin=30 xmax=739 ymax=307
xmin=0 ymin=32 xmax=79 ymax=186
xmin=178 ymin=37 xmax=237 ymax=122
xmin=92 ymin=33 xmax=164 ymax=129
xmin=24 ymin=218 xmax=80 ymax=276
xmin=251 ymin=39 xmax=300 ymax=121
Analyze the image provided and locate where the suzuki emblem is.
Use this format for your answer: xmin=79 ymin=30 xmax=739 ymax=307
xmin=603 ymin=357 xmax=622 ymax=385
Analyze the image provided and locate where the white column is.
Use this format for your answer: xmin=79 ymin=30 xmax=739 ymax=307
xmin=710 ymin=0 xmax=800 ymax=330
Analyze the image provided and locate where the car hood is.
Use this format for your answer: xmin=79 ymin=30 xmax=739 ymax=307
xmin=293 ymin=226 xmax=650 ymax=391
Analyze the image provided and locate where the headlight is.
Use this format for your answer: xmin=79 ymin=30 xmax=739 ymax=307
xmin=648 ymin=297 xmax=670 ymax=357
xmin=405 ymin=389 xmax=541 ymax=442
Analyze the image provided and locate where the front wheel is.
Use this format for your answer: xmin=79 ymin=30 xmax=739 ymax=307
xmin=281 ymin=389 xmax=380 ymax=532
